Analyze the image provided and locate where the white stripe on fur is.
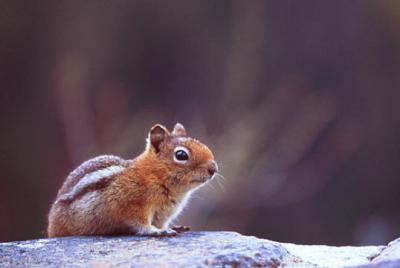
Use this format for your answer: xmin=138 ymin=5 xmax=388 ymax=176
xmin=67 ymin=165 xmax=125 ymax=199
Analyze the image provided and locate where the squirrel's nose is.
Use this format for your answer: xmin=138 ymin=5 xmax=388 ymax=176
xmin=207 ymin=160 xmax=218 ymax=176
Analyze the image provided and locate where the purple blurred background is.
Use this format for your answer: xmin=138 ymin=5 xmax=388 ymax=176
xmin=1 ymin=1 xmax=399 ymax=245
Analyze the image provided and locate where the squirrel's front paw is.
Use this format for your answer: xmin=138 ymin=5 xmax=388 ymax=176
xmin=136 ymin=226 xmax=178 ymax=237
xmin=156 ymin=228 xmax=178 ymax=237
xmin=146 ymin=228 xmax=177 ymax=237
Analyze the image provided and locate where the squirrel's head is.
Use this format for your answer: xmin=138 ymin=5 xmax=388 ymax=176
xmin=145 ymin=123 xmax=218 ymax=192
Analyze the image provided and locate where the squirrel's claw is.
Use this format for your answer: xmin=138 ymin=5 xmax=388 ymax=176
xmin=157 ymin=228 xmax=178 ymax=237
xmin=171 ymin=225 xmax=191 ymax=233
xmin=136 ymin=226 xmax=177 ymax=237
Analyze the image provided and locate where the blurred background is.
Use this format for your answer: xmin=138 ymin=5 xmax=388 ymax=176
xmin=1 ymin=1 xmax=399 ymax=246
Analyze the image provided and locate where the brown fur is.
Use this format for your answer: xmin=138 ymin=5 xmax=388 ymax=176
xmin=47 ymin=123 xmax=217 ymax=237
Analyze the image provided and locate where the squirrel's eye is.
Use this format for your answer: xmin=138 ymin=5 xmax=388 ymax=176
xmin=175 ymin=150 xmax=188 ymax=160
xmin=174 ymin=146 xmax=190 ymax=163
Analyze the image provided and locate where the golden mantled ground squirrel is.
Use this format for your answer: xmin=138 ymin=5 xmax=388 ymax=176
xmin=47 ymin=123 xmax=218 ymax=237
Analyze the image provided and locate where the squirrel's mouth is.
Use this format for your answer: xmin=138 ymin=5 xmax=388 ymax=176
xmin=190 ymin=178 xmax=206 ymax=183
xmin=189 ymin=174 xmax=214 ymax=184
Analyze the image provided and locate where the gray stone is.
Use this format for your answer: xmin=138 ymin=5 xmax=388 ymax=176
xmin=352 ymin=237 xmax=400 ymax=268
xmin=0 ymin=231 xmax=398 ymax=268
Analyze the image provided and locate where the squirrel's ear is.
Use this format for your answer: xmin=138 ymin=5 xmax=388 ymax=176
xmin=172 ymin=123 xmax=187 ymax=136
xmin=148 ymin=124 xmax=169 ymax=153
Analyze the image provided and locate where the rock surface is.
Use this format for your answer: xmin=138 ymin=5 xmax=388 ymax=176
xmin=353 ymin=237 xmax=400 ymax=268
xmin=0 ymin=231 xmax=398 ymax=267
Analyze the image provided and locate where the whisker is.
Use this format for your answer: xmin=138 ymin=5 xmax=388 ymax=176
xmin=190 ymin=192 xmax=204 ymax=201
xmin=215 ymin=172 xmax=226 ymax=181
xmin=214 ymin=175 xmax=225 ymax=192
xmin=205 ymin=180 xmax=216 ymax=191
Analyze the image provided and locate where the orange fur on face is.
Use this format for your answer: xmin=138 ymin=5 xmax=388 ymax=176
xmin=47 ymin=123 xmax=217 ymax=237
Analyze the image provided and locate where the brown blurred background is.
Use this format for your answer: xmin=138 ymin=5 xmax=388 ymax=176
xmin=1 ymin=1 xmax=400 ymax=245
